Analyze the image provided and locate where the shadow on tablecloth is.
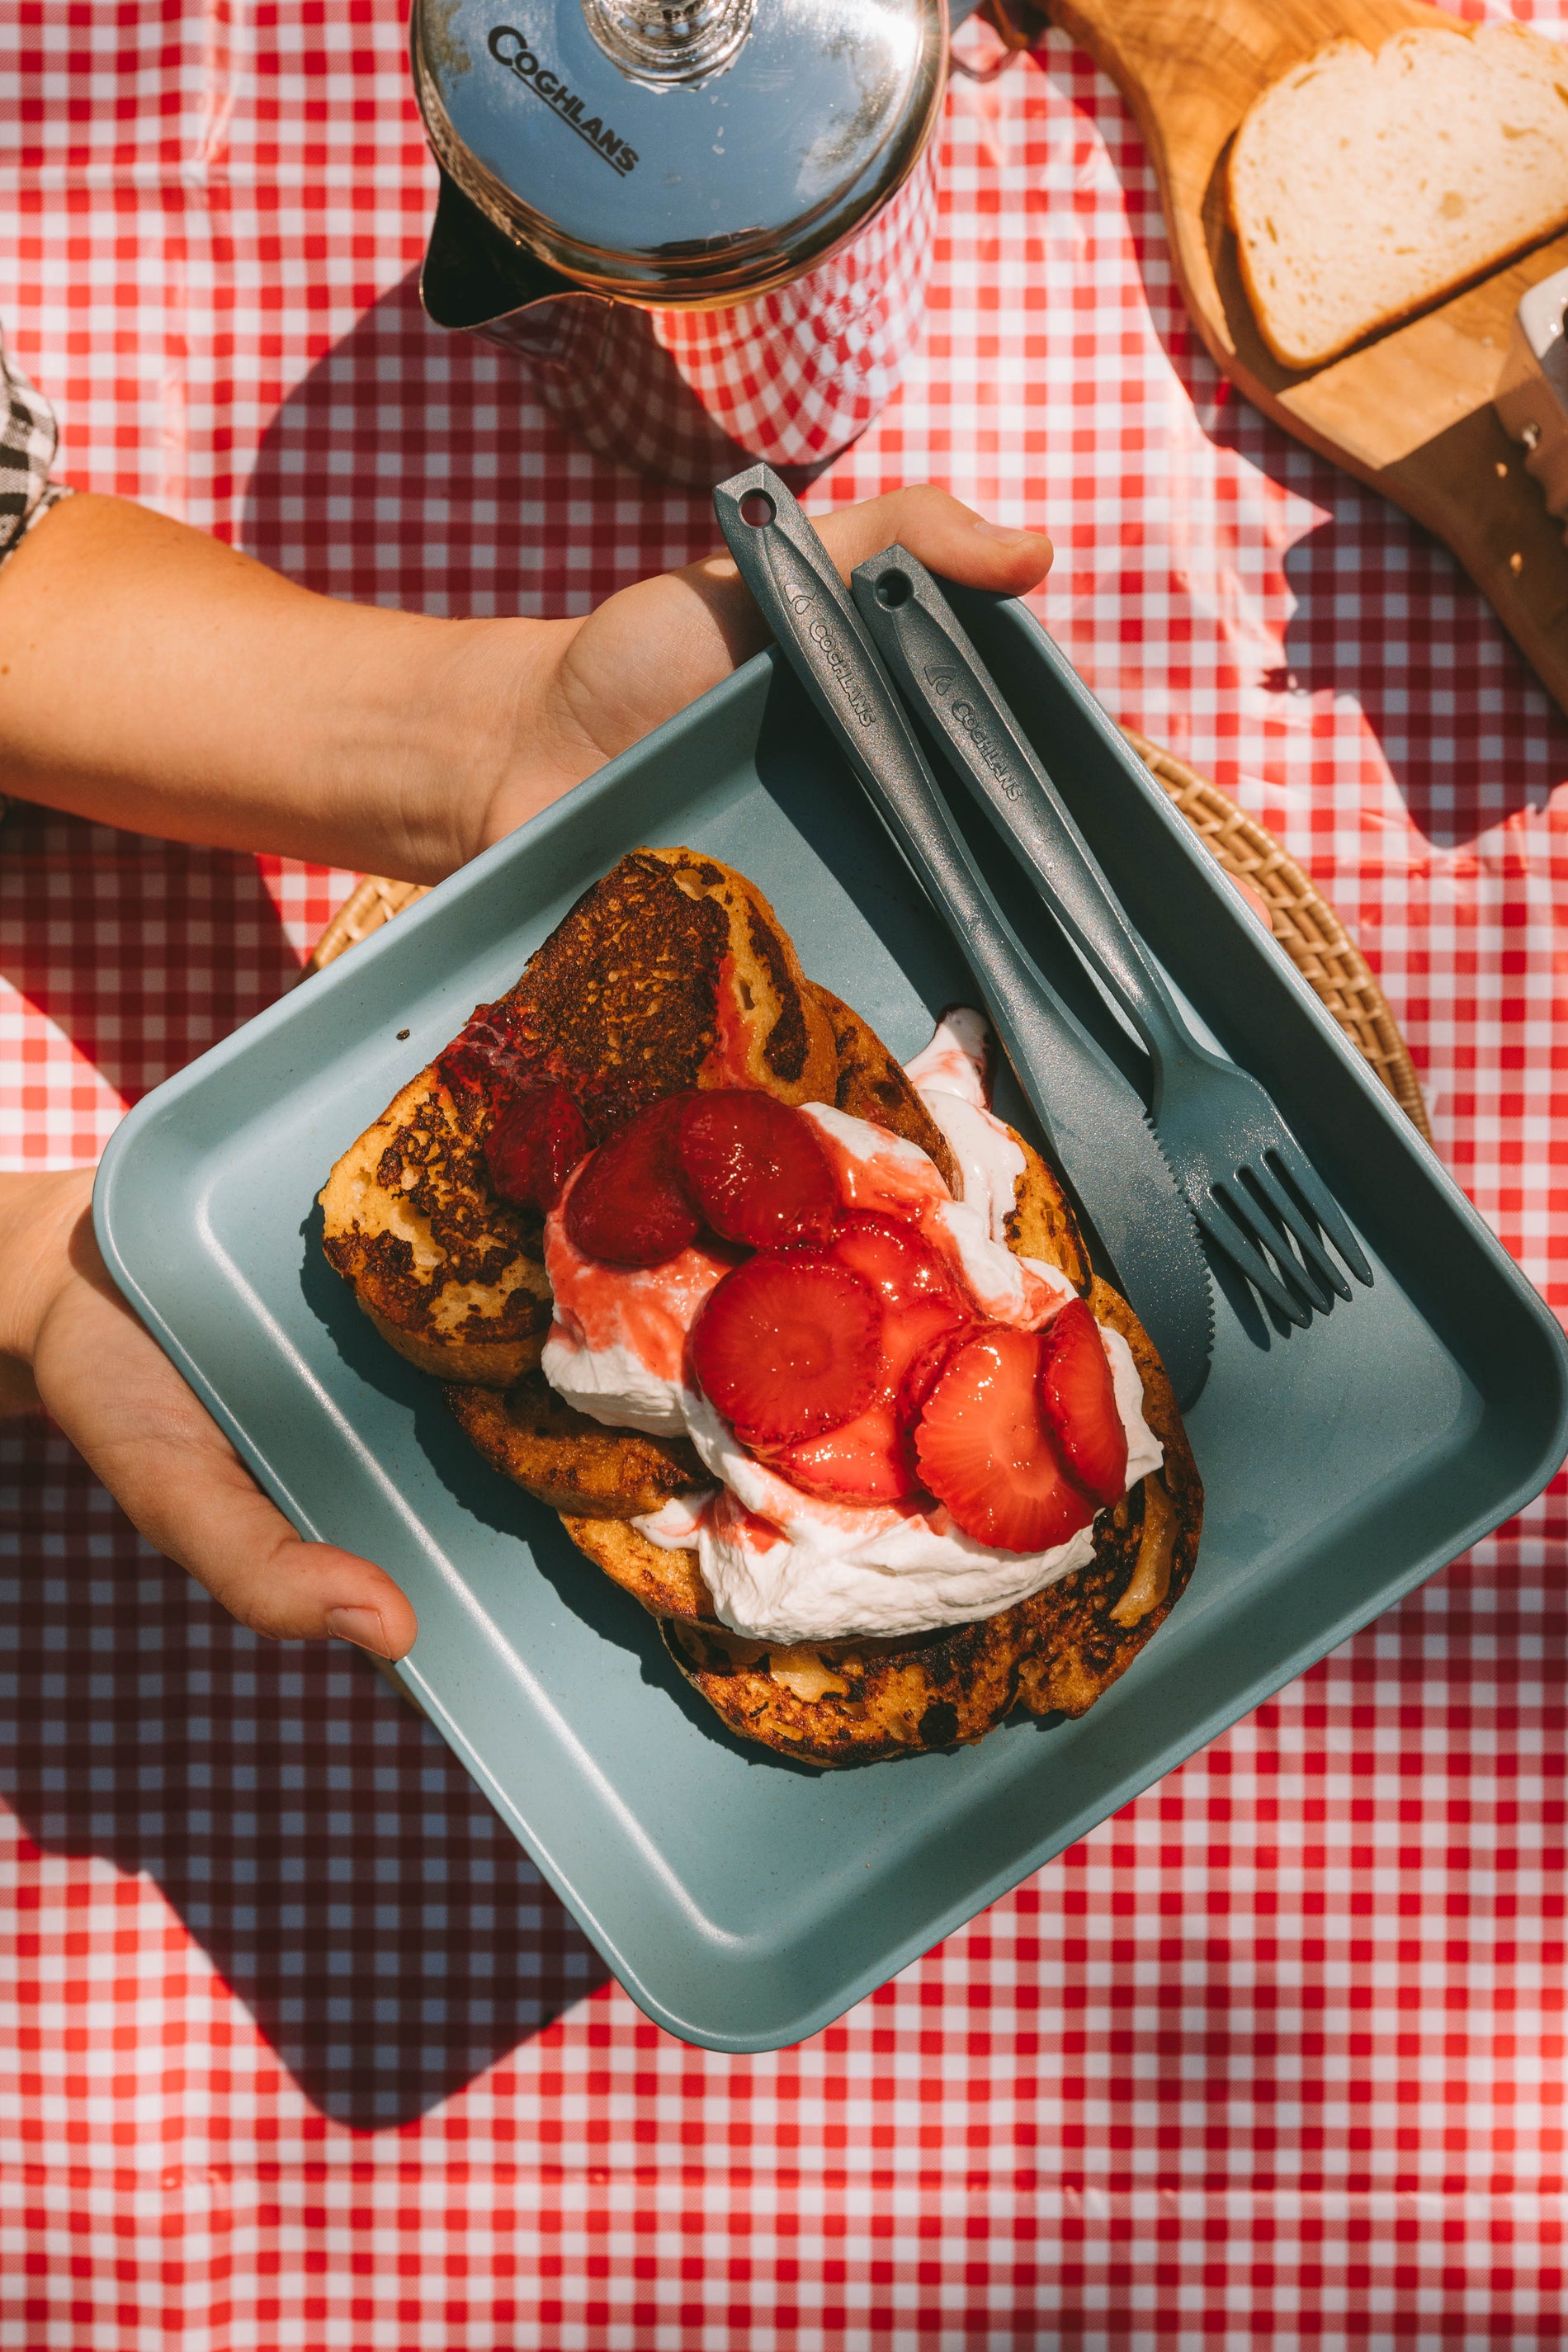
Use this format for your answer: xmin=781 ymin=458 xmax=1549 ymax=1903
xmin=0 ymin=1427 xmax=610 ymax=2129
xmin=0 ymin=805 xmax=305 ymax=1109
xmin=239 ymin=267 xmax=713 ymax=621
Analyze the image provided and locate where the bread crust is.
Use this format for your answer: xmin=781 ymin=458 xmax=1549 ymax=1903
xmin=564 ymin=1511 xmax=718 ymax=1624
xmin=446 ymin=1371 xmax=704 ymax=1519
xmin=319 ymin=1068 xmax=553 ymax=1387
xmin=810 ymin=985 xmax=958 ymax=1193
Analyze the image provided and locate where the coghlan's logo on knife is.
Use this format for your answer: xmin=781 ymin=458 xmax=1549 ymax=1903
xmin=790 ymin=588 xmax=877 ymax=729
xmin=923 ymin=661 xmax=1019 ymax=799
xmin=488 ymin=29 xmax=639 ymax=176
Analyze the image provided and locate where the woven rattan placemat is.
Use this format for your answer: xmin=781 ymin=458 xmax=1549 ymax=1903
xmin=304 ymin=739 xmax=1430 ymax=1141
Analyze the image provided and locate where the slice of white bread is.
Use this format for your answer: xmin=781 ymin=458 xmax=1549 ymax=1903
xmin=1229 ymin=21 xmax=1568 ymax=372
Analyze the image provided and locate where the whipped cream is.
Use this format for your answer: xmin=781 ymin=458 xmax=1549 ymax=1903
xmin=541 ymin=1027 xmax=1164 ymax=1646
xmin=904 ymin=1008 xmax=1027 ymax=1247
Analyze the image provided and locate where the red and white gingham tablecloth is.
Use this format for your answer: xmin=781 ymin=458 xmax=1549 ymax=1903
xmin=2 ymin=2 xmax=1566 ymax=2343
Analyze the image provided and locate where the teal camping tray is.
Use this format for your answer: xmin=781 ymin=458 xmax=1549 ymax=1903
xmin=95 ymin=591 xmax=1568 ymax=2053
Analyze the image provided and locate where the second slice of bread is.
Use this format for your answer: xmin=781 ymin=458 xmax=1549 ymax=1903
xmin=1229 ymin=21 xmax=1568 ymax=372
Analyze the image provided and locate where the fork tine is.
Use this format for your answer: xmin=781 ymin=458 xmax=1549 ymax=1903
xmin=1266 ymin=1141 xmax=1374 ymax=1287
xmin=1196 ymin=1192 xmax=1316 ymax=1327
xmin=1213 ymin=1177 xmax=1337 ymax=1315
xmin=1241 ymin=1159 xmax=1353 ymax=1303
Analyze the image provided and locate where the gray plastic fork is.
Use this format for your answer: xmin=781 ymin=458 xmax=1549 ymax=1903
xmin=851 ymin=545 xmax=1373 ymax=1325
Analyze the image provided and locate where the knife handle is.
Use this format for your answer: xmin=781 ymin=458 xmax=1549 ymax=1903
xmin=849 ymin=545 xmax=1205 ymax=1096
xmin=711 ymin=466 xmax=1135 ymax=1171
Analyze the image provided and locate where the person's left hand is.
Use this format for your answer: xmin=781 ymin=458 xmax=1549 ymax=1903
xmin=0 ymin=1170 xmax=418 ymax=1657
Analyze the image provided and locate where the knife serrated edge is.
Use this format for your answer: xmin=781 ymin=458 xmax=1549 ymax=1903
xmin=1141 ymin=1108 xmax=1216 ymax=1363
xmin=1112 ymin=1106 xmax=1213 ymax=1411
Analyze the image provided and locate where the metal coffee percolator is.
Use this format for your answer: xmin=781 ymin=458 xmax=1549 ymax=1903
xmin=412 ymin=0 xmax=948 ymax=486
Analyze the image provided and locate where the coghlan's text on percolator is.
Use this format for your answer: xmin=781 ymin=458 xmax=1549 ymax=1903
xmin=487 ymin=29 xmax=640 ymax=177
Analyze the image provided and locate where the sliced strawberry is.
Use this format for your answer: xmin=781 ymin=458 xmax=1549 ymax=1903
xmin=824 ymin=1212 xmax=957 ymax=1318
xmin=1038 ymin=1298 xmax=1128 ymax=1506
xmin=913 ymin=1328 xmax=1097 ymax=1554
xmin=763 ymin=1220 xmax=970 ymax=1504
xmin=484 ymin=1084 xmax=590 ymax=1213
xmin=678 ymin=1090 xmax=837 ymax=1249
xmin=828 ymin=1211 xmax=968 ymax=1417
xmin=897 ymin=1321 xmax=975 ymax=1440
xmin=763 ymin=1396 xmax=915 ymax=1508
xmin=564 ymin=1096 xmax=701 ymax=1267
xmin=692 ymin=1253 xmax=882 ymax=1445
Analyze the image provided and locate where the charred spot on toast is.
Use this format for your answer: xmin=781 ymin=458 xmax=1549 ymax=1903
xmin=437 ymin=850 xmax=839 ymax=1126
xmin=654 ymin=849 xmax=838 ymax=1103
xmin=373 ymin=1080 xmax=539 ymax=1287
xmin=442 ymin=852 xmax=733 ymax=1134
xmin=749 ymin=904 xmax=808 ymax=1084
xmin=661 ymin=1608 xmax=1023 ymax=1766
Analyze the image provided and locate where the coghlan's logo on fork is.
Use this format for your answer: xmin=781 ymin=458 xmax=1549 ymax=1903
xmin=488 ymin=29 xmax=640 ymax=176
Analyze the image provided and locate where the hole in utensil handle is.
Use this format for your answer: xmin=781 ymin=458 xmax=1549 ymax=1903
xmin=739 ymin=489 xmax=776 ymax=527
xmin=873 ymin=568 xmax=913 ymax=609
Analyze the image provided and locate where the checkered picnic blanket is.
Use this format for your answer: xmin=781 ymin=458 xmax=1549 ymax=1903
xmin=2 ymin=3 xmax=1566 ymax=2344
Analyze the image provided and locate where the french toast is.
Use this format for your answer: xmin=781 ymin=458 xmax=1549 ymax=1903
xmin=322 ymin=848 xmax=1201 ymax=1767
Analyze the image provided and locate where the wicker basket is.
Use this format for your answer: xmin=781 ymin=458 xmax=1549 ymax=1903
xmin=304 ymin=739 xmax=1429 ymax=1141
xmin=1123 ymin=734 xmax=1430 ymax=1140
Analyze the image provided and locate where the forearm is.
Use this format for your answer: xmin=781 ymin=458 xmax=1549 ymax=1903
xmin=0 ymin=495 xmax=561 ymax=881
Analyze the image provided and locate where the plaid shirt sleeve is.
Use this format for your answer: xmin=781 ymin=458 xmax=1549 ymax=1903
xmin=0 ymin=324 xmax=69 ymax=564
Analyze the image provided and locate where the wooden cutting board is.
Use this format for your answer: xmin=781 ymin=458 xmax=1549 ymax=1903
xmin=1047 ymin=0 xmax=1568 ymax=720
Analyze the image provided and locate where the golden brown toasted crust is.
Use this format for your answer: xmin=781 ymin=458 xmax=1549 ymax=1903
xmin=446 ymin=1372 xmax=704 ymax=1519
xmin=810 ymin=985 xmax=958 ymax=1193
xmin=319 ymin=1070 xmax=553 ymax=1386
xmin=564 ymin=1510 xmax=718 ymax=1623
xmin=1008 ymin=1130 xmax=1093 ymax=1294
xmin=664 ymin=1277 xmax=1202 ymax=1765
xmin=458 ymin=846 xmax=842 ymax=1122
xmin=652 ymin=850 xmax=841 ymax=1107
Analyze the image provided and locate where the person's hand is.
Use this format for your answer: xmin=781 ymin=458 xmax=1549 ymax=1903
xmin=0 ymin=483 xmax=1050 ymax=887
xmin=456 ymin=484 xmax=1054 ymax=864
xmin=0 ymin=1170 xmax=416 ymax=1657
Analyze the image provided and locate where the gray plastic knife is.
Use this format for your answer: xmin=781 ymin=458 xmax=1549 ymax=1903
xmin=712 ymin=463 xmax=1212 ymax=1408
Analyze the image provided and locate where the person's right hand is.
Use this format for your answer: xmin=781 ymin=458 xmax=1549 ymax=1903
xmin=0 ymin=483 xmax=1051 ymax=891
xmin=460 ymin=484 xmax=1055 ymax=863
xmin=0 ymin=1169 xmax=417 ymax=1657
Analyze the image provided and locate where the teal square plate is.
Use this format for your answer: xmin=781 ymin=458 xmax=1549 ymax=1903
xmin=94 ymin=593 xmax=1568 ymax=2052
